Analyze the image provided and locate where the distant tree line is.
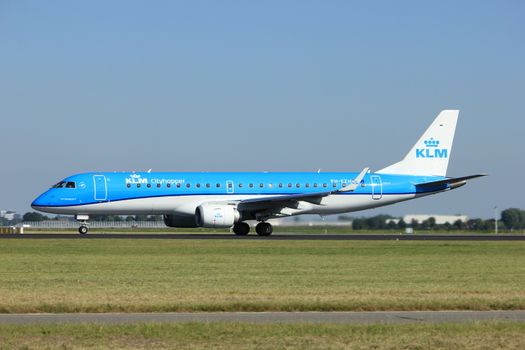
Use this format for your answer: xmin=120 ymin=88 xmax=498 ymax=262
xmin=340 ymin=208 xmax=525 ymax=232
xmin=500 ymin=208 xmax=525 ymax=231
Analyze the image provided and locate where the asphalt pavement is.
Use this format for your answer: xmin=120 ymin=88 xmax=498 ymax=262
xmin=0 ymin=233 xmax=524 ymax=240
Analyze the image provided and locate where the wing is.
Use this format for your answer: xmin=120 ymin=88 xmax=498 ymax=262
xmin=238 ymin=191 xmax=332 ymax=211
xmin=237 ymin=167 xmax=369 ymax=212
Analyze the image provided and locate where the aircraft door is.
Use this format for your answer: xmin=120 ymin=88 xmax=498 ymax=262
xmin=371 ymin=175 xmax=382 ymax=200
xmin=226 ymin=180 xmax=234 ymax=194
xmin=93 ymin=175 xmax=107 ymax=201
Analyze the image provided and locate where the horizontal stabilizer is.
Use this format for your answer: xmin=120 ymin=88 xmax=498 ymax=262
xmin=416 ymin=174 xmax=487 ymax=190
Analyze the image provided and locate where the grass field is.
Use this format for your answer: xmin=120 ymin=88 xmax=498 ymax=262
xmin=0 ymin=322 xmax=524 ymax=349
xmin=0 ymin=239 xmax=524 ymax=313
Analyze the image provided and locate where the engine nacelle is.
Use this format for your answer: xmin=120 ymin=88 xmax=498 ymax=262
xmin=195 ymin=204 xmax=240 ymax=228
xmin=163 ymin=214 xmax=198 ymax=228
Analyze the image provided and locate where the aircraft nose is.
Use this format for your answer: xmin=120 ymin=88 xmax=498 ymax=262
xmin=31 ymin=192 xmax=53 ymax=209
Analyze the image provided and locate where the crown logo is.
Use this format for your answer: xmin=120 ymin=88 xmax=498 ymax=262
xmin=423 ymin=138 xmax=440 ymax=148
xmin=130 ymin=174 xmax=141 ymax=178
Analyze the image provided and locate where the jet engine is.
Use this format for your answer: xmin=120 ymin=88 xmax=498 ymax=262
xmin=195 ymin=204 xmax=240 ymax=228
xmin=163 ymin=214 xmax=198 ymax=228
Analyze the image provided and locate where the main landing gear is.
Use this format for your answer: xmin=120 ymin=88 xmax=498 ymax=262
xmin=232 ymin=222 xmax=273 ymax=236
xmin=233 ymin=222 xmax=250 ymax=236
xmin=255 ymin=222 xmax=273 ymax=236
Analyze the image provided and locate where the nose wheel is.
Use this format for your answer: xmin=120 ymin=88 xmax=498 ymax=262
xmin=255 ymin=222 xmax=273 ymax=236
xmin=76 ymin=215 xmax=90 ymax=235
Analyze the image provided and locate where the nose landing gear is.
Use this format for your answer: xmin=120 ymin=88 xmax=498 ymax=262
xmin=76 ymin=215 xmax=90 ymax=235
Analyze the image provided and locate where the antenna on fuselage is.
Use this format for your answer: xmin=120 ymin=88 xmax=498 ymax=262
xmin=317 ymin=169 xmax=321 ymax=173
xmin=147 ymin=169 xmax=152 ymax=173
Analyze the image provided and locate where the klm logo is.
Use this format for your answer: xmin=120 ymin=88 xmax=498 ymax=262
xmin=416 ymin=138 xmax=448 ymax=158
xmin=125 ymin=173 xmax=148 ymax=185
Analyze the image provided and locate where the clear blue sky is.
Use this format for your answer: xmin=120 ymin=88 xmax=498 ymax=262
xmin=1 ymin=1 xmax=523 ymax=218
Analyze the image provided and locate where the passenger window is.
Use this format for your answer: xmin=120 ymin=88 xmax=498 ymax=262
xmin=249 ymin=183 xmax=254 ymax=188
xmin=137 ymin=184 xmax=141 ymax=188
xmin=239 ymin=183 xmax=243 ymax=188
xmin=279 ymin=183 xmax=283 ymax=188
xmin=216 ymin=183 xmax=221 ymax=188
xmin=314 ymin=183 xmax=318 ymax=188
xmin=176 ymin=183 xmax=181 ymax=188
xmin=268 ymin=183 xmax=273 ymax=188
xmin=196 ymin=183 xmax=201 ymax=188
xmin=288 ymin=183 xmax=292 ymax=188
xmin=206 ymin=183 xmax=210 ymax=188
xmin=167 ymin=183 xmax=171 ymax=188
xmin=147 ymin=184 xmax=151 ymax=188
xmin=323 ymin=183 xmax=327 ymax=188
xmin=306 ymin=183 xmax=310 ymax=188
xmin=259 ymin=183 xmax=264 ymax=188
xmin=126 ymin=184 xmax=131 ymax=188
xmin=296 ymin=183 xmax=300 ymax=188
xmin=186 ymin=183 xmax=191 ymax=188
xmin=333 ymin=183 xmax=337 ymax=188
xmin=157 ymin=184 xmax=161 ymax=188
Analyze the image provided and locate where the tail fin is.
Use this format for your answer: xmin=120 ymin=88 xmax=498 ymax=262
xmin=377 ymin=110 xmax=459 ymax=177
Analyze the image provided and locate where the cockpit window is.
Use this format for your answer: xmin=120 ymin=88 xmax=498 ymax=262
xmin=52 ymin=181 xmax=76 ymax=189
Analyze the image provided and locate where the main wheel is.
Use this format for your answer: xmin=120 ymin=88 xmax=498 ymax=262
xmin=233 ymin=222 xmax=250 ymax=236
xmin=255 ymin=222 xmax=273 ymax=236
xmin=78 ymin=226 xmax=88 ymax=234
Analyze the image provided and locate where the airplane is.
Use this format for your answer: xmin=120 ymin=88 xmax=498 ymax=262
xmin=31 ymin=110 xmax=485 ymax=235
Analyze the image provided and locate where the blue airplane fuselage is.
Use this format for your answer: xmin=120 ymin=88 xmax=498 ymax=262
xmin=32 ymin=171 xmax=447 ymax=216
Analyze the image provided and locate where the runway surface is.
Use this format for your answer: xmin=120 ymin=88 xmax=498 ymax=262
xmin=0 ymin=311 xmax=524 ymax=324
xmin=1 ymin=233 xmax=524 ymax=240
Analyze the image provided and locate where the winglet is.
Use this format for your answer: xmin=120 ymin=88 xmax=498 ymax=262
xmin=338 ymin=167 xmax=369 ymax=192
